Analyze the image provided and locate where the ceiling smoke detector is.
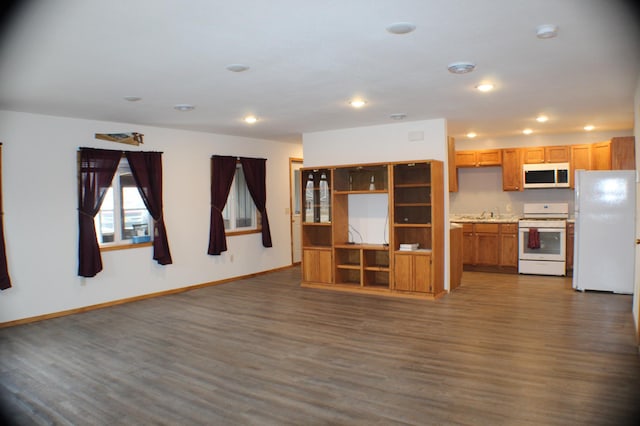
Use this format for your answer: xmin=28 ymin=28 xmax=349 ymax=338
xmin=447 ymin=62 xmax=476 ymax=74
xmin=536 ymin=24 xmax=558 ymax=39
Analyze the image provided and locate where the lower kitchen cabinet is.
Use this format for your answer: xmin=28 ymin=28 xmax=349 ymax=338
xmin=302 ymin=249 xmax=332 ymax=283
xmin=457 ymin=221 xmax=519 ymax=273
xmin=566 ymin=222 xmax=574 ymax=273
xmin=394 ymin=251 xmax=432 ymax=293
xmin=499 ymin=224 xmax=518 ymax=267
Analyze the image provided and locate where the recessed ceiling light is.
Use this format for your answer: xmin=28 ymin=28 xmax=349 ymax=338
xmin=475 ymin=83 xmax=494 ymax=92
xmin=522 ymin=128 xmax=533 ymax=135
xmin=244 ymin=115 xmax=258 ymax=124
xmin=174 ymin=104 xmax=194 ymax=111
xmin=390 ymin=113 xmax=407 ymax=120
xmin=385 ymin=22 xmax=416 ymax=35
xmin=536 ymin=115 xmax=549 ymax=123
xmin=448 ymin=62 xmax=476 ymax=74
xmin=584 ymin=125 xmax=595 ymax=131
xmin=123 ymin=96 xmax=142 ymax=102
xmin=466 ymin=132 xmax=477 ymax=138
xmin=349 ymin=100 xmax=366 ymax=108
xmin=536 ymin=24 xmax=558 ymax=39
xmin=226 ymin=64 xmax=250 ymax=72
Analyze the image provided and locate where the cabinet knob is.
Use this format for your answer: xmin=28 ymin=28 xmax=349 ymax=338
xmin=636 ymin=239 xmax=640 ymax=245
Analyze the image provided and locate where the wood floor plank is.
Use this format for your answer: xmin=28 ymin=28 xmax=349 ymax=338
xmin=1 ymin=267 xmax=639 ymax=425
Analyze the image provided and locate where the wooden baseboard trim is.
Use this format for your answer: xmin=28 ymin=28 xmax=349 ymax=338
xmin=0 ymin=265 xmax=295 ymax=328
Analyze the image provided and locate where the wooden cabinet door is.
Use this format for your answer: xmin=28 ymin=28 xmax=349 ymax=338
xmin=502 ymin=148 xmax=522 ymax=191
xmin=303 ymin=249 xmax=332 ymax=283
xmin=499 ymin=224 xmax=518 ymax=267
xmin=393 ymin=253 xmax=432 ymax=293
xmin=610 ymin=137 xmax=635 ymax=170
xmin=545 ymin=146 xmax=570 ymax=163
xmin=570 ymin=144 xmax=591 ymax=188
xmin=455 ymin=151 xmax=477 ymax=167
xmin=477 ymin=149 xmax=502 ymax=166
xmin=462 ymin=224 xmax=475 ymax=265
xmin=566 ymin=223 xmax=574 ymax=270
xmin=413 ymin=254 xmax=432 ymax=293
xmin=476 ymin=233 xmax=499 ymax=265
xmin=523 ymin=147 xmax=546 ymax=164
xmin=393 ymin=253 xmax=412 ymax=291
xmin=592 ymin=142 xmax=611 ymax=170
xmin=475 ymin=223 xmax=499 ymax=266
xmin=448 ymin=137 xmax=458 ymax=192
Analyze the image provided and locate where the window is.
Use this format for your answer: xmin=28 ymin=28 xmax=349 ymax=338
xmin=95 ymin=158 xmax=152 ymax=246
xmin=221 ymin=163 xmax=260 ymax=233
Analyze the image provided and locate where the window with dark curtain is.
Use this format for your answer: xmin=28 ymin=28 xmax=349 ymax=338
xmin=239 ymin=157 xmax=272 ymax=248
xmin=208 ymin=155 xmax=238 ymax=255
xmin=0 ymin=143 xmax=11 ymax=290
xmin=125 ymin=151 xmax=172 ymax=265
xmin=78 ymin=148 xmax=122 ymax=277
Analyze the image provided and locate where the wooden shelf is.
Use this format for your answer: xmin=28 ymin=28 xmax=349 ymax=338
xmin=301 ymin=160 xmax=444 ymax=298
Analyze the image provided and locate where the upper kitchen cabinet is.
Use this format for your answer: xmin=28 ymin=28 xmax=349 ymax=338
xmin=592 ymin=137 xmax=635 ymax=170
xmin=523 ymin=145 xmax=569 ymax=164
xmin=456 ymin=149 xmax=502 ymax=167
xmin=502 ymin=148 xmax=522 ymax=191
xmin=448 ymin=137 xmax=458 ymax=192
xmin=570 ymin=144 xmax=591 ymax=188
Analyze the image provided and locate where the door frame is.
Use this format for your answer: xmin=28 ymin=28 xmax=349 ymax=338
xmin=289 ymin=157 xmax=303 ymax=265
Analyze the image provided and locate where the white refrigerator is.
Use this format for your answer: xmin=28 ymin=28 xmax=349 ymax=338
xmin=573 ymin=170 xmax=636 ymax=293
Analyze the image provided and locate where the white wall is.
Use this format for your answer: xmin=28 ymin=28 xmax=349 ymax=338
xmin=0 ymin=111 xmax=302 ymax=323
xmin=303 ymin=119 xmax=450 ymax=287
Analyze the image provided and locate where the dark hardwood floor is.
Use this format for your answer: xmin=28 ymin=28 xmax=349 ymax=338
xmin=1 ymin=267 xmax=639 ymax=425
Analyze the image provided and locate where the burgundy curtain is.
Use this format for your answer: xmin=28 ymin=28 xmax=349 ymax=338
xmin=125 ymin=151 xmax=172 ymax=265
xmin=0 ymin=144 xmax=9 ymax=288
xmin=0 ymin=219 xmax=10 ymax=290
xmin=78 ymin=148 xmax=122 ymax=277
xmin=239 ymin=157 xmax=272 ymax=248
xmin=207 ymin=155 xmax=237 ymax=255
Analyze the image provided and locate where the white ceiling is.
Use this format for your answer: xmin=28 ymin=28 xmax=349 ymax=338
xmin=0 ymin=0 xmax=639 ymax=143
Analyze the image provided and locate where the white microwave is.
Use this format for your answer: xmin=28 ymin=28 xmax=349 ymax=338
xmin=522 ymin=162 xmax=570 ymax=189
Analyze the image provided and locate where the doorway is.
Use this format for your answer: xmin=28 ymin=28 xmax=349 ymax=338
xmin=289 ymin=158 xmax=303 ymax=264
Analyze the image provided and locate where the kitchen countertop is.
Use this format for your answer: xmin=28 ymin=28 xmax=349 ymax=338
xmin=450 ymin=214 xmax=521 ymax=223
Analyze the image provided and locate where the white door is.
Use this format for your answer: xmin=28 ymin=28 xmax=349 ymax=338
xmin=290 ymin=158 xmax=303 ymax=264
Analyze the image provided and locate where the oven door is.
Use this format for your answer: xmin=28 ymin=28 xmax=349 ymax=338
xmin=518 ymin=227 xmax=566 ymax=261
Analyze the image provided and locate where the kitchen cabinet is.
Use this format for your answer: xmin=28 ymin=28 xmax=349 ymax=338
xmin=592 ymin=137 xmax=635 ymax=170
xmin=475 ymin=223 xmax=500 ymax=265
xmin=450 ymin=225 xmax=463 ymax=291
xmin=523 ymin=145 xmax=570 ymax=164
xmin=456 ymin=149 xmax=502 ymax=167
xmin=448 ymin=136 xmax=458 ymax=192
xmin=461 ymin=223 xmax=499 ymax=266
xmin=394 ymin=252 xmax=432 ymax=293
xmin=570 ymin=144 xmax=591 ymax=188
xmin=502 ymin=148 xmax=522 ymax=191
xmin=499 ymin=224 xmax=518 ymax=267
xmin=459 ymin=222 xmax=518 ymax=272
xmin=566 ymin=222 xmax=574 ymax=272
